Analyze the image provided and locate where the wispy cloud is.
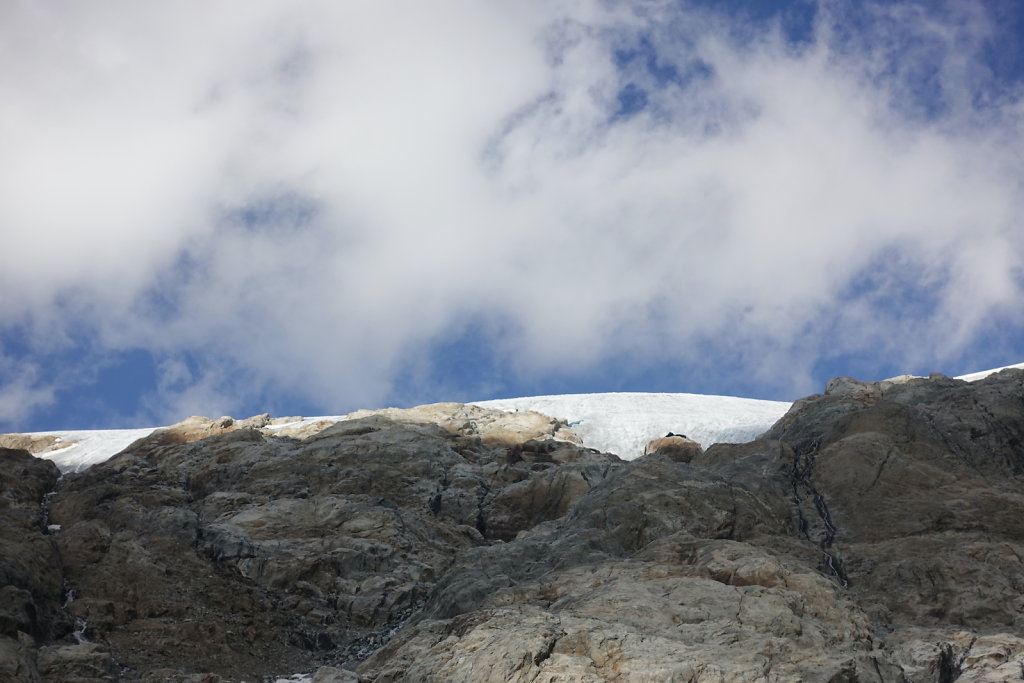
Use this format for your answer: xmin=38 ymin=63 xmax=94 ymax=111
xmin=1 ymin=0 xmax=1022 ymax=429
xmin=0 ymin=355 xmax=55 ymax=426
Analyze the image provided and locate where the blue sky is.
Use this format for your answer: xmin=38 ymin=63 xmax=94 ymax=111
xmin=2 ymin=0 xmax=1024 ymax=431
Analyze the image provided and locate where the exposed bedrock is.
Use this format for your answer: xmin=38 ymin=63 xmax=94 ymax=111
xmin=13 ymin=406 xmax=615 ymax=680
xmin=362 ymin=370 xmax=1024 ymax=681
xmin=0 ymin=448 xmax=66 ymax=682
xmin=1 ymin=372 xmax=1023 ymax=680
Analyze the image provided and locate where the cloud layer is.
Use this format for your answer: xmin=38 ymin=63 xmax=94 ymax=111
xmin=2 ymin=0 xmax=1023 ymax=428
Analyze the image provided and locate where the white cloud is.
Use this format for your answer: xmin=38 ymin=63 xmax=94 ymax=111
xmin=1 ymin=0 xmax=1022 ymax=423
xmin=0 ymin=357 xmax=55 ymax=426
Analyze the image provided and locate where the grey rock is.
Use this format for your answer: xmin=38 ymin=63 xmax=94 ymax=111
xmin=36 ymin=643 xmax=117 ymax=682
xmin=0 ymin=449 xmax=66 ymax=647
xmin=4 ymin=374 xmax=1024 ymax=681
xmin=0 ymin=633 xmax=40 ymax=683
xmin=361 ymin=371 xmax=1024 ymax=681
xmin=28 ymin=408 xmax=615 ymax=681
xmin=312 ymin=666 xmax=361 ymax=682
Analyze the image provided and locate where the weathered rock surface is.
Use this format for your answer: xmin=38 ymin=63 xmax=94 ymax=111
xmin=345 ymin=403 xmax=583 ymax=447
xmin=643 ymin=433 xmax=704 ymax=462
xmin=0 ymin=434 xmax=64 ymax=454
xmin=2 ymin=372 xmax=1024 ymax=680
xmin=755 ymin=369 xmax=1024 ymax=680
xmin=145 ymin=413 xmax=274 ymax=445
xmin=0 ymin=448 xmax=67 ymax=682
xmin=359 ymin=370 xmax=1024 ymax=681
xmin=359 ymin=447 xmax=887 ymax=681
xmin=5 ymin=405 xmax=616 ymax=680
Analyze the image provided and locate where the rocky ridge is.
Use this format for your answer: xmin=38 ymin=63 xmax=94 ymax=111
xmin=0 ymin=370 xmax=1023 ymax=681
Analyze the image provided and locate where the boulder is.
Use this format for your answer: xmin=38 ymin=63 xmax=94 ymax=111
xmin=643 ymin=433 xmax=704 ymax=462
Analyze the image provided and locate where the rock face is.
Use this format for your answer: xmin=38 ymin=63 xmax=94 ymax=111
xmin=758 ymin=369 xmax=1024 ymax=676
xmin=360 ymin=370 xmax=1024 ymax=681
xmin=0 ymin=448 xmax=65 ymax=683
xmin=2 ymin=373 xmax=1024 ymax=680
xmin=3 ymin=404 xmax=615 ymax=681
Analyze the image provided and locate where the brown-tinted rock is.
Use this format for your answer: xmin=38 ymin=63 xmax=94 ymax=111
xmin=346 ymin=402 xmax=583 ymax=447
xmin=143 ymin=413 xmax=272 ymax=446
xmin=0 ymin=434 xmax=64 ymax=454
xmin=643 ymin=433 xmax=704 ymax=462
xmin=267 ymin=419 xmax=339 ymax=440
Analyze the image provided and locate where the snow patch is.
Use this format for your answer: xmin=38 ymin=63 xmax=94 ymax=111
xmin=954 ymin=362 xmax=1024 ymax=383
xmin=27 ymin=428 xmax=157 ymax=473
xmin=473 ymin=392 xmax=791 ymax=459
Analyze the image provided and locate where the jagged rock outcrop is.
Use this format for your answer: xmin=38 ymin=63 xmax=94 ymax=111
xmin=2 ymin=372 xmax=1024 ymax=680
